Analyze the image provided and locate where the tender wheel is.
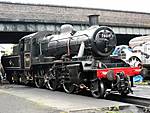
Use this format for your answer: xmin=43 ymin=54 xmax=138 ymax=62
xmin=34 ymin=70 xmax=44 ymax=88
xmin=91 ymin=80 xmax=106 ymax=98
xmin=20 ymin=72 xmax=29 ymax=85
xmin=45 ymin=68 xmax=58 ymax=91
xmin=7 ymin=74 xmax=14 ymax=84
xmin=128 ymin=56 xmax=141 ymax=67
xmin=11 ymin=71 xmax=19 ymax=84
xmin=18 ymin=76 xmax=22 ymax=84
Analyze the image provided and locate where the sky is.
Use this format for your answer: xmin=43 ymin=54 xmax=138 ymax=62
xmin=0 ymin=0 xmax=150 ymax=13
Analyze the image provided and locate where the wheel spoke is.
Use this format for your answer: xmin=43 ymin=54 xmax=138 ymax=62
xmin=45 ymin=67 xmax=58 ymax=90
xmin=63 ymin=81 xmax=75 ymax=94
xmin=35 ymin=70 xmax=44 ymax=88
xmin=35 ymin=78 xmax=44 ymax=88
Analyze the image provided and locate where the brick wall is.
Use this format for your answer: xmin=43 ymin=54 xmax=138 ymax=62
xmin=0 ymin=2 xmax=150 ymax=28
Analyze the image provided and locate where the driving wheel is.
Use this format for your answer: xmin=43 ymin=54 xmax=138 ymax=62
xmin=63 ymin=80 xmax=75 ymax=94
xmin=35 ymin=70 xmax=44 ymax=88
xmin=45 ymin=68 xmax=58 ymax=91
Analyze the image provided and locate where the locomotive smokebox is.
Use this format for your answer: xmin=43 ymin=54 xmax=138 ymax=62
xmin=88 ymin=15 xmax=99 ymax=26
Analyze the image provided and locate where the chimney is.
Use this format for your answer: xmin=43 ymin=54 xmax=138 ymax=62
xmin=88 ymin=15 xmax=99 ymax=26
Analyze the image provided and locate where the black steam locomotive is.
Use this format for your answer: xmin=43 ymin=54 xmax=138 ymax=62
xmin=2 ymin=21 xmax=142 ymax=98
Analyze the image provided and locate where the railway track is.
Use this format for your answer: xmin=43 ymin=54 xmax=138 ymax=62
xmin=106 ymin=94 xmax=150 ymax=112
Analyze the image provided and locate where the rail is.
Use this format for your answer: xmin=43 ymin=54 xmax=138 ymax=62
xmin=106 ymin=94 xmax=150 ymax=112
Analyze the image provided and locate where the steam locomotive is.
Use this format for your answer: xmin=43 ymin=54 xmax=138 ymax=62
xmin=1 ymin=17 xmax=143 ymax=98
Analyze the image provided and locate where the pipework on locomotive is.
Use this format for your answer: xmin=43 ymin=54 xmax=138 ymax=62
xmin=1 ymin=15 xmax=144 ymax=98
